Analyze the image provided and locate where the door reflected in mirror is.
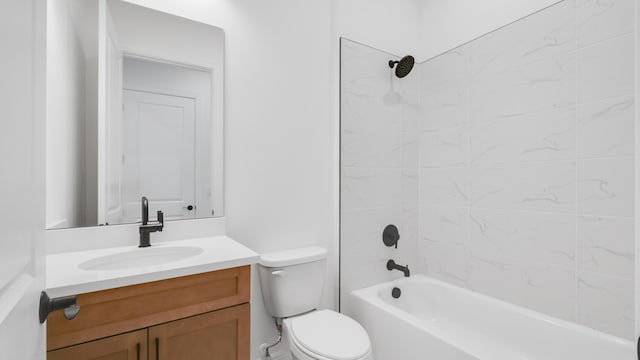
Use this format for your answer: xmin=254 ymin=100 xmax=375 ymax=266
xmin=46 ymin=0 xmax=224 ymax=229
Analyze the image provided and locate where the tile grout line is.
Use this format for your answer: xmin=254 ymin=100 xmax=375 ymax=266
xmin=576 ymin=28 xmax=636 ymax=52
xmin=418 ymin=91 xmax=634 ymax=135
xmin=341 ymin=152 xmax=636 ymax=173
xmin=467 ymin=46 xmax=473 ymax=288
xmin=574 ymin=0 xmax=580 ymax=325
xmin=417 ymin=60 xmax=424 ymax=276
xmin=634 ymin=0 xmax=639 ymax=341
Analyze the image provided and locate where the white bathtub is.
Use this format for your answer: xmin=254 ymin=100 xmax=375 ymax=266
xmin=350 ymin=275 xmax=634 ymax=360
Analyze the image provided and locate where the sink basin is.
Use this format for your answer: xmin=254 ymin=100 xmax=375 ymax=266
xmin=78 ymin=246 xmax=204 ymax=271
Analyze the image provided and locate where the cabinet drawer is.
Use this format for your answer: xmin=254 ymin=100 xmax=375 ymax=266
xmin=48 ymin=266 xmax=250 ymax=351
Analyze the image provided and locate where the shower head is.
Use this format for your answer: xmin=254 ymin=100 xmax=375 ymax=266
xmin=388 ymin=55 xmax=415 ymax=78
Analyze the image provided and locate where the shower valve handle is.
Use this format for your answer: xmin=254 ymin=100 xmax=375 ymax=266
xmin=383 ymin=224 xmax=400 ymax=248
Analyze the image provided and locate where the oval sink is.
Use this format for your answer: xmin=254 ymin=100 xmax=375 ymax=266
xmin=78 ymin=246 xmax=204 ymax=271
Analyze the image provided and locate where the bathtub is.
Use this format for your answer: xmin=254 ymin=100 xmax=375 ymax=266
xmin=350 ymin=275 xmax=634 ymax=360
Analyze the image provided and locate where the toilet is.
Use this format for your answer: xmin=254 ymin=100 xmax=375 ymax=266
xmin=258 ymin=246 xmax=373 ymax=360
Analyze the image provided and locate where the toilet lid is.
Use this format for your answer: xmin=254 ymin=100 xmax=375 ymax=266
xmin=290 ymin=310 xmax=370 ymax=360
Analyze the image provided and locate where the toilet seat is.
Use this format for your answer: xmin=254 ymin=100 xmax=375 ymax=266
xmin=284 ymin=310 xmax=371 ymax=360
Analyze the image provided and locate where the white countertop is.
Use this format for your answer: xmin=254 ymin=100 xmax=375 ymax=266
xmin=46 ymin=236 xmax=259 ymax=298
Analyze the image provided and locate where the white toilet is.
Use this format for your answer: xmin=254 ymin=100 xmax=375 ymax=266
xmin=258 ymin=246 xmax=373 ymax=360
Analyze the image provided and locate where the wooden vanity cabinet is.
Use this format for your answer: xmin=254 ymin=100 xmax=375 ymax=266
xmin=47 ymin=266 xmax=250 ymax=360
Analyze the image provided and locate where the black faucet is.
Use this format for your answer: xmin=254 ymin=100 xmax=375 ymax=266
xmin=139 ymin=196 xmax=163 ymax=248
xmin=387 ymin=259 xmax=410 ymax=277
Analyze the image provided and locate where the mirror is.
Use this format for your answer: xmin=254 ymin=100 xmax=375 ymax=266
xmin=46 ymin=0 xmax=224 ymax=229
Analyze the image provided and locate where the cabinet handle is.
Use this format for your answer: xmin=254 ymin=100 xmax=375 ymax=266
xmin=136 ymin=343 xmax=140 ymax=360
xmin=155 ymin=338 xmax=160 ymax=360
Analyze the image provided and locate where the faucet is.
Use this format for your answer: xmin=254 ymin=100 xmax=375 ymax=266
xmin=387 ymin=259 xmax=410 ymax=277
xmin=139 ymin=196 xmax=164 ymax=248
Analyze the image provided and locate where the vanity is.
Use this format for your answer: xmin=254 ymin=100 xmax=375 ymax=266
xmin=45 ymin=237 xmax=258 ymax=360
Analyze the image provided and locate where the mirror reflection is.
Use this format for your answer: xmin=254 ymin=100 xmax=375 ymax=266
xmin=46 ymin=0 xmax=224 ymax=229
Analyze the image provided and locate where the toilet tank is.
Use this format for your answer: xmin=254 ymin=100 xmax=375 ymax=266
xmin=258 ymin=247 xmax=328 ymax=318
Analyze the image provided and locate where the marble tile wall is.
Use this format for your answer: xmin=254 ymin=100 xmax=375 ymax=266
xmin=340 ymin=39 xmax=420 ymax=315
xmin=418 ymin=0 xmax=635 ymax=339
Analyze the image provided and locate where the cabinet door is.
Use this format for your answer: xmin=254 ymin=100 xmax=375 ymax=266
xmin=48 ymin=329 xmax=147 ymax=360
xmin=149 ymin=303 xmax=249 ymax=360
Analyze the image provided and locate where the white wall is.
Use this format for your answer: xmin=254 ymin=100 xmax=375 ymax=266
xmin=418 ymin=0 xmax=562 ymax=60
xmin=46 ymin=0 xmax=89 ymax=228
xmin=333 ymin=0 xmax=421 ymax=57
xmin=417 ymin=0 xmax=636 ymax=340
xmin=108 ymin=0 xmax=224 ymax=71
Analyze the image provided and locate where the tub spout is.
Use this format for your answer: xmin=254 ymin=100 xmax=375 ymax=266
xmin=387 ymin=259 xmax=410 ymax=277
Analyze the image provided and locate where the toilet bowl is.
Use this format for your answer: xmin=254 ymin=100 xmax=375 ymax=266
xmin=258 ymin=247 xmax=373 ymax=360
xmin=284 ymin=310 xmax=372 ymax=360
